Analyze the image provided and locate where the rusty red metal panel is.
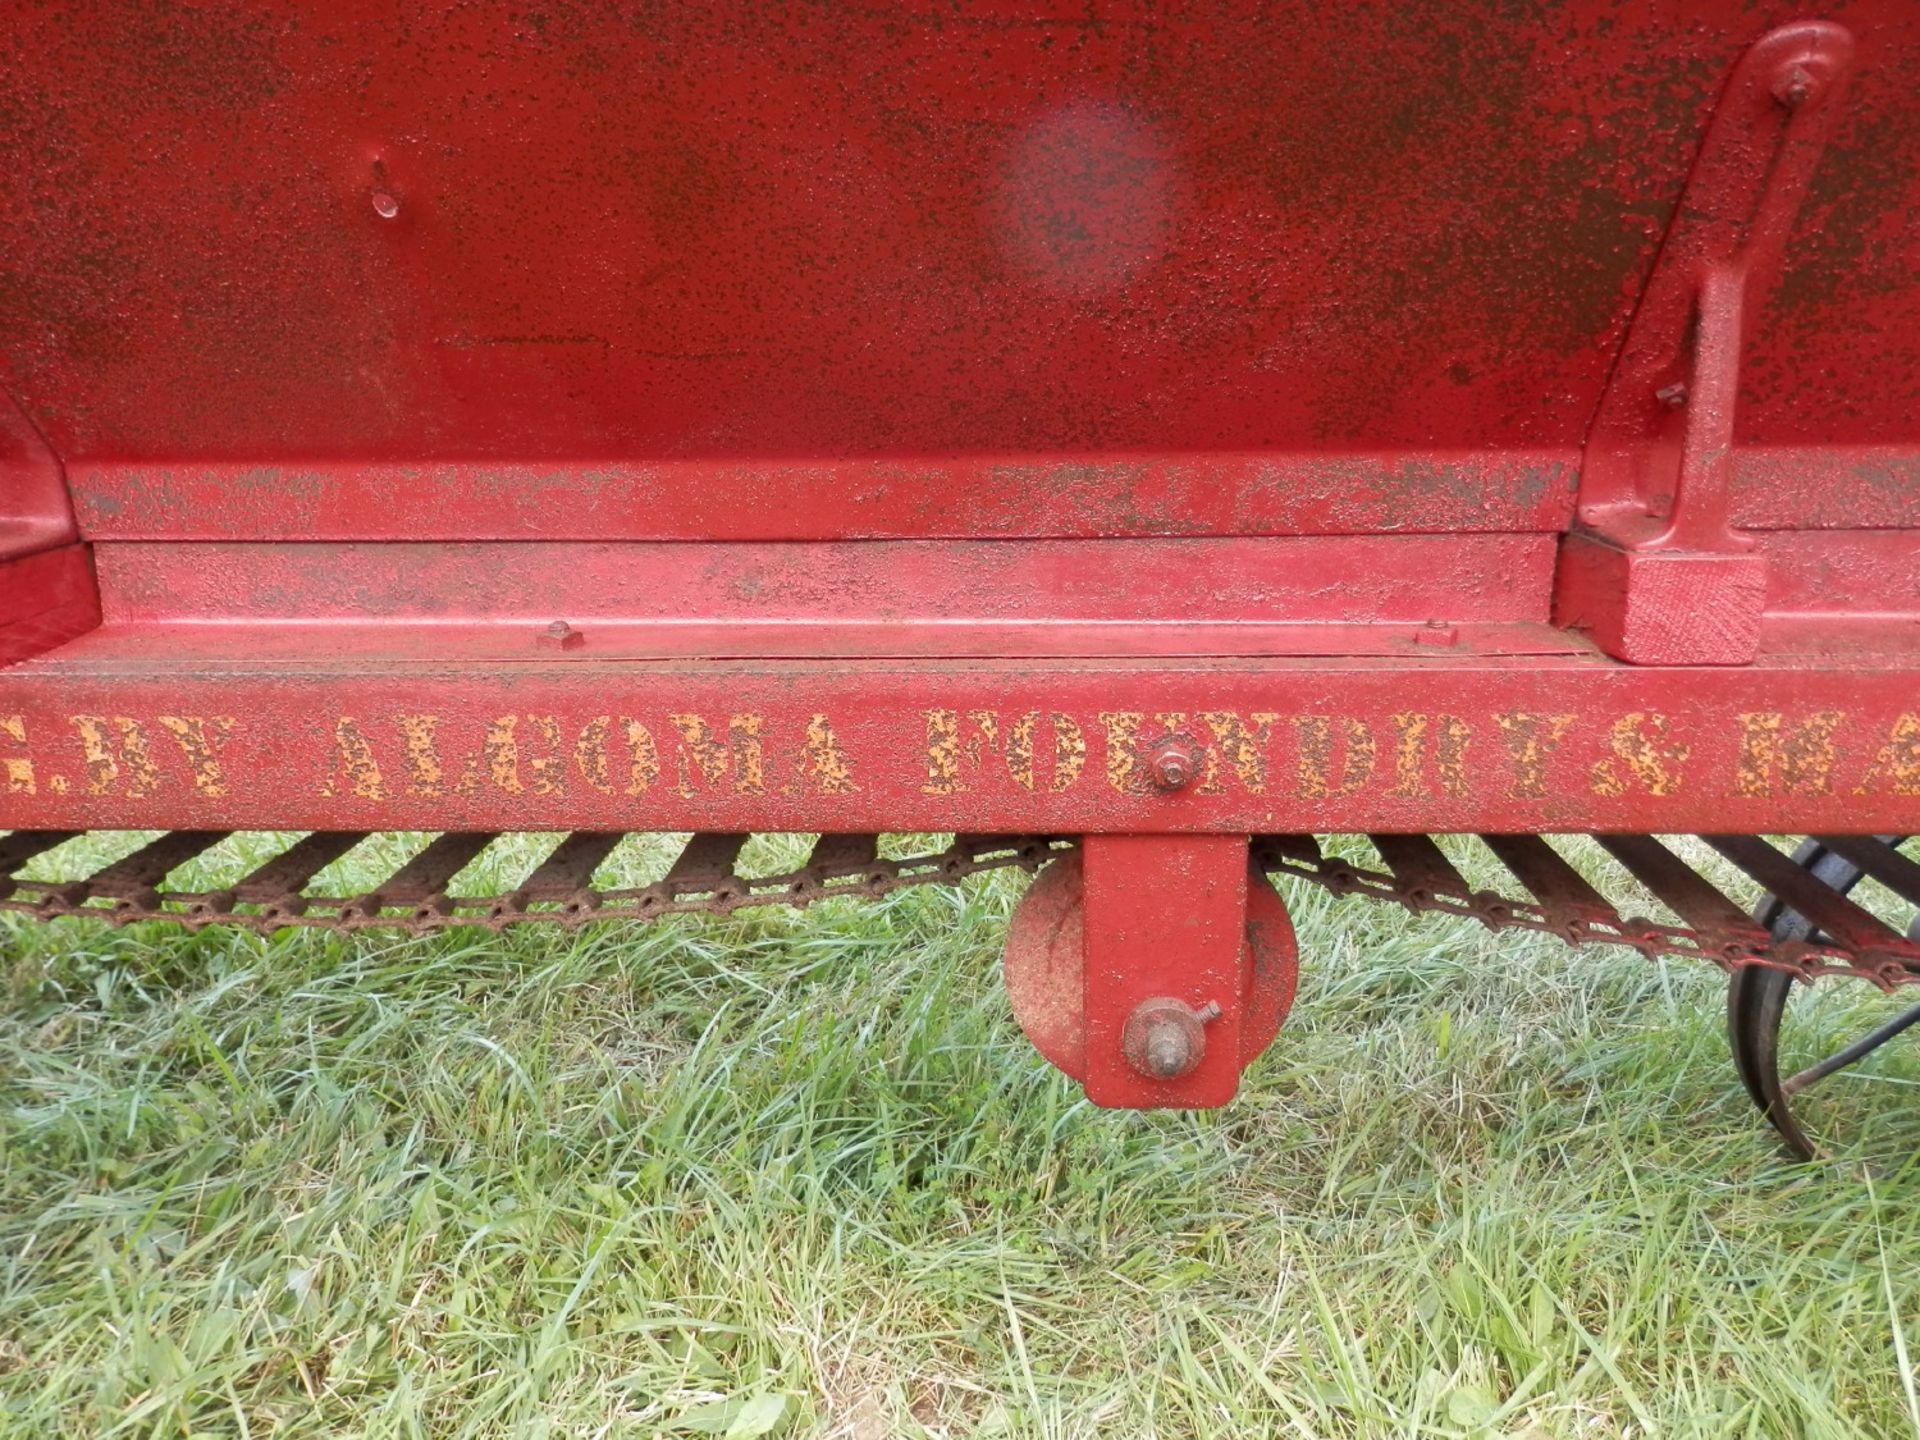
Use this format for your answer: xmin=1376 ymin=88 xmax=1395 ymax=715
xmin=1731 ymin=449 xmax=1920 ymax=529
xmin=60 ymin=454 xmax=1579 ymax=542
xmin=4 ymin=654 xmax=1920 ymax=835
xmin=0 ymin=2 xmax=1917 ymax=854
xmin=2 ymin=2 xmax=1915 ymax=542
xmin=86 ymin=537 xmax=1559 ymax=626
xmin=1760 ymin=530 xmax=1920 ymax=617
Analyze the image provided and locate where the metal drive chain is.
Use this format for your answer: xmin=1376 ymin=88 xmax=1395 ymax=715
xmin=6 ymin=829 xmax=1918 ymax=991
xmin=0 ymin=832 xmax=1071 ymax=937
xmin=1252 ymin=838 xmax=1920 ymax=993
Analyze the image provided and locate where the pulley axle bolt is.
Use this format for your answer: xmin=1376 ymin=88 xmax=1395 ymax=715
xmin=1122 ymin=997 xmax=1222 ymax=1080
xmin=1146 ymin=736 xmax=1202 ymax=792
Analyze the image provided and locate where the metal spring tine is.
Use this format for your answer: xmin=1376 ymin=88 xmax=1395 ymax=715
xmin=1784 ymin=1002 xmax=1920 ymax=1096
xmin=664 ymin=833 xmax=749 ymax=894
xmin=954 ymin=833 xmax=1022 ymax=861
xmin=1703 ymin=835 xmax=1910 ymax=952
xmin=1594 ymin=834 xmax=1762 ymax=937
xmin=230 ymin=832 xmax=368 ymax=903
xmin=0 ymin=831 xmax=80 ymax=898
xmin=1367 ymin=834 xmax=1471 ymax=899
xmin=356 ymin=832 xmax=498 ymax=911
xmin=807 ymin=835 xmax=880 ymax=874
xmin=1257 ymin=834 xmax=1323 ymax=866
xmin=84 ymin=831 xmax=231 ymax=900
xmin=1810 ymin=835 xmax=1920 ymax=910
xmin=1479 ymin=835 xmax=1623 ymax=931
xmin=506 ymin=831 xmax=624 ymax=905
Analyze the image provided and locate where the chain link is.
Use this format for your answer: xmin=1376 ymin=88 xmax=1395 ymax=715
xmin=1254 ymin=840 xmax=1920 ymax=992
xmin=6 ymin=830 xmax=1918 ymax=991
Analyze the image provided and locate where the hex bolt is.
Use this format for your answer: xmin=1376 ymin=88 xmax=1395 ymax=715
xmin=1771 ymin=63 xmax=1817 ymax=108
xmin=1146 ymin=736 xmax=1202 ymax=793
xmin=1122 ymin=997 xmax=1222 ymax=1081
xmin=538 ymin=619 xmax=585 ymax=651
xmin=1655 ymin=382 xmax=1689 ymax=409
xmin=370 ymin=188 xmax=401 ymax=219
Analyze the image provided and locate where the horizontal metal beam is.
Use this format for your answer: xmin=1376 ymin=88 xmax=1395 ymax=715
xmin=4 ymin=650 xmax=1919 ymax=833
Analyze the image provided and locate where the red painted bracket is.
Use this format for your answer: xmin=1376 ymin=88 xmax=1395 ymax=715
xmin=1555 ymin=22 xmax=1855 ymax=666
xmin=0 ymin=544 xmax=100 ymax=668
xmin=1004 ymin=836 xmax=1300 ymax=1109
xmin=1081 ymin=836 xmax=1259 ymax=1108
xmin=0 ymin=388 xmax=94 ymax=666
xmin=0 ymin=388 xmax=75 ymax=562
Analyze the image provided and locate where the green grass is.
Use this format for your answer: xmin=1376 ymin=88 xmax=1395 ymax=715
xmin=3 ymin=836 xmax=1920 ymax=1438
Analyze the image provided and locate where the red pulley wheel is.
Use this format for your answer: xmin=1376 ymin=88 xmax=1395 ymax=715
xmin=1003 ymin=851 xmax=1300 ymax=1083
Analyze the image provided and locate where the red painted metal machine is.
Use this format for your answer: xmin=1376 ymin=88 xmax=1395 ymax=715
xmin=4 ymin=3 xmax=1919 ymax=1155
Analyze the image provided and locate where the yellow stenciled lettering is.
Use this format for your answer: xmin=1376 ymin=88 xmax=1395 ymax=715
xmin=1856 ymin=713 xmax=1920 ymax=797
xmin=1 ymin=715 xmax=34 ymax=796
xmin=1590 ymin=713 xmax=1689 ymax=797
xmin=1385 ymin=712 xmax=1471 ymax=799
xmin=155 ymin=715 xmax=236 ymax=798
xmin=483 ymin=716 xmax=524 ymax=795
xmin=1198 ymin=712 xmax=1278 ymax=795
xmin=1494 ymin=712 xmax=1577 ymax=799
xmin=1735 ymin=711 xmax=1845 ymax=797
xmin=623 ymin=719 xmax=660 ymax=795
xmin=524 ymin=716 xmax=566 ymax=797
xmin=398 ymin=714 xmax=447 ymax=796
xmin=72 ymin=715 xmax=161 ymax=798
xmin=919 ymin=709 xmax=1003 ymax=794
xmin=1292 ymin=716 xmax=1377 ymax=800
xmin=670 ymin=713 xmax=765 ymax=796
xmin=318 ymin=717 xmax=387 ymax=801
xmin=575 ymin=716 xmax=616 ymax=794
xmin=1098 ymin=712 xmax=1145 ymax=793
xmin=794 ymin=714 xmax=858 ymax=795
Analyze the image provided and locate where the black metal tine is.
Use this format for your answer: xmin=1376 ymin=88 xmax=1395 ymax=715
xmin=505 ymin=832 xmax=624 ymax=905
xmin=1256 ymin=834 xmax=1323 ymax=866
xmin=1703 ymin=835 xmax=1910 ymax=951
xmin=1810 ymin=836 xmax=1920 ymax=910
xmin=1479 ymin=835 xmax=1623 ymax=931
xmin=807 ymin=835 xmax=879 ymax=873
xmin=353 ymin=832 xmax=498 ymax=912
xmin=0 ymin=831 xmax=80 ymax=898
xmin=1594 ymin=834 xmax=1763 ymax=936
xmin=1784 ymin=1001 xmax=1920 ymax=1096
xmin=1367 ymin=834 xmax=1472 ymax=899
xmin=229 ymin=832 xmax=368 ymax=903
xmin=664 ymin=834 xmax=749 ymax=894
xmin=84 ymin=831 xmax=231 ymax=899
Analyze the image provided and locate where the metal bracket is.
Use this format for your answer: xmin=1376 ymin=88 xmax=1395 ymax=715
xmin=0 ymin=386 xmax=75 ymax=563
xmin=1554 ymin=21 xmax=1855 ymax=665
xmin=0 ymin=386 xmax=94 ymax=666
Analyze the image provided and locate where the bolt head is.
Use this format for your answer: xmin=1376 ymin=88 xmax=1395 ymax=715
xmin=538 ymin=619 xmax=585 ymax=651
xmin=1121 ymin=996 xmax=1219 ymax=1081
xmin=1146 ymin=736 xmax=1201 ymax=793
xmin=1771 ymin=62 xmax=1817 ymax=108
